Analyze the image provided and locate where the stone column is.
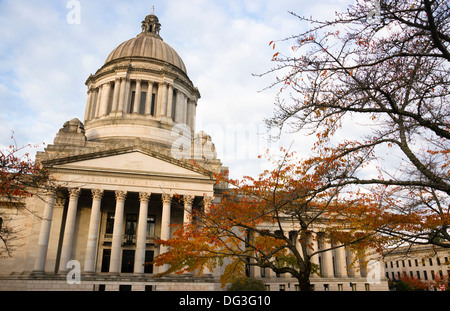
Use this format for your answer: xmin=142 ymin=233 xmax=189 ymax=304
xmin=117 ymin=78 xmax=126 ymax=113
xmin=94 ymin=84 xmax=103 ymax=118
xmin=159 ymin=194 xmax=172 ymax=273
xmin=334 ymin=243 xmax=348 ymax=278
xmin=307 ymin=232 xmax=319 ymax=276
xmin=99 ymin=82 xmax=111 ymax=117
xmin=181 ymin=94 xmax=188 ymax=124
xmin=321 ymin=237 xmax=334 ymax=277
xmin=84 ymin=189 xmax=103 ymax=274
xmin=84 ymin=88 xmax=93 ymax=123
xmin=109 ymin=190 xmax=127 ymax=275
xmin=347 ymin=249 xmax=361 ymax=278
xmin=157 ymin=82 xmax=167 ymax=117
xmin=89 ymin=88 xmax=99 ymax=120
xmin=58 ymin=188 xmax=81 ymax=273
xmin=183 ymin=195 xmax=194 ymax=226
xmin=133 ymin=79 xmax=141 ymax=113
xmin=166 ymin=84 xmax=173 ymax=118
xmin=202 ymin=196 xmax=214 ymax=276
xmin=111 ymin=78 xmax=120 ymax=113
xmin=33 ymin=189 xmax=56 ymax=274
xmin=203 ymin=196 xmax=213 ymax=214
xmin=145 ymin=81 xmax=153 ymax=115
xmin=134 ymin=192 xmax=151 ymax=275
xmin=123 ymin=78 xmax=131 ymax=113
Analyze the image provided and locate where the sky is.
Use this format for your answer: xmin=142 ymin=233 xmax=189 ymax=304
xmin=0 ymin=0 xmax=354 ymax=180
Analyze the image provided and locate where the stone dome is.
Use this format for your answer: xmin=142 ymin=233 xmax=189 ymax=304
xmin=82 ymin=11 xmax=200 ymax=148
xmin=104 ymin=34 xmax=187 ymax=74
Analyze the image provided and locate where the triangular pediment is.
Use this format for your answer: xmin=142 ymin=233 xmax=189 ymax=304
xmin=52 ymin=149 xmax=211 ymax=180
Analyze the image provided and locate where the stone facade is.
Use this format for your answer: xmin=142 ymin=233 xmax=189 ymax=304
xmin=0 ymin=12 xmax=389 ymax=291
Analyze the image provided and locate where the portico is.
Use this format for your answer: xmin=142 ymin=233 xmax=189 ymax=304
xmin=31 ymin=146 xmax=216 ymax=277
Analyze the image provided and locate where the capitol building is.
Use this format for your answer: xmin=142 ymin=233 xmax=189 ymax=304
xmin=0 ymin=12 xmax=388 ymax=291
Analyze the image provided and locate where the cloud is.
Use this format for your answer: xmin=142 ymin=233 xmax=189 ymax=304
xmin=0 ymin=0 xmax=351 ymax=179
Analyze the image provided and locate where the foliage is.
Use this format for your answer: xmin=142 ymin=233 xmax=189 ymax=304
xmin=0 ymin=134 xmax=49 ymax=257
xmin=227 ymin=277 xmax=266 ymax=291
xmin=259 ymin=0 xmax=450 ymax=248
xmin=152 ymin=150 xmax=383 ymax=291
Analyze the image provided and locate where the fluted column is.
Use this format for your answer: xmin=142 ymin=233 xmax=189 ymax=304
xmin=94 ymin=84 xmax=103 ymax=118
xmin=84 ymin=189 xmax=104 ymax=274
xmin=347 ymin=249 xmax=361 ymax=278
xmin=84 ymin=88 xmax=93 ymax=122
xmin=33 ymin=189 xmax=56 ymax=273
xmin=159 ymin=194 xmax=172 ymax=273
xmin=203 ymin=196 xmax=213 ymax=215
xmin=181 ymin=94 xmax=187 ymax=124
xmin=58 ymin=188 xmax=80 ymax=273
xmin=99 ymin=82 xmax=111 ymax=117
xmin=183 ymin=195 xmax=194 ymax=226
xmin=111 ymin=78 xmax=120 ymax=113
xmin=109 ymin=190 xmax=127 ymax=274
xmin=133 ymin=79 xmax=141 ymax=113
xmin=157 ymin=82 xmax=167 ymax=117
xmin=166 ymin=84 xmax=173 ymax=118
xmin=117 ymin=78 xmax=126 ymax=113
xmin=203 ymin=196 xmax=214 ymax=276
xmin=307 ymin=232 xmax=319 ymax=276
xmin=334 ymin=243 xmax=348 ymax=278
xmin=134 ymin=192 xmax=151 ymax=275
xmin=145 ymin=81 xmax=153 ymax=115
xmin=321 ymin=237 xmax=334 ymax=277
xmin=88 ymin=88 xmax=98 ymax=120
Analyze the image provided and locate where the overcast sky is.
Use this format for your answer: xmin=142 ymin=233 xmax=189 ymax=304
xmin=0 ymin=0 xmax=354 ymax=179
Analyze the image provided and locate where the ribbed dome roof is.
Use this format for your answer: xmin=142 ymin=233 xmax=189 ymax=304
xmin=104 ymin=13 xmax=187 ymax=74
xmin=104 ymin=35 xmax=187 ymax=73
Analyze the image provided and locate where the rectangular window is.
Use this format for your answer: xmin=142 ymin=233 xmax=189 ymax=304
xmin=121 ymin=250 xmax=135 ymax=273
xmin=144 ymin=250 xmax=154 ymax=274
xmin=105 ymin=213 xmax=114 ymax=234
xmin=151 ymin=93 xmax=156 ymax=115
xmin=140 ymin=92 xmax=147 ymax=114
xmin=147 ymin=215 xmax=156 ymax=237
xmin=125 ymin=214 xmax=137 ymax=243
xmin=130 ymin=91 xmax=136 ymax=113
xmin=101 ymin=249 xmax=111 ymax=272
xmin=429 ymin=258 xmax=433 ymax=266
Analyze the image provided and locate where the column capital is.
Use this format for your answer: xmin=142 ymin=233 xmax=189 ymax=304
xmin=91 ymin=189 xmax=104 ymax=200
xmin=68 ymin=188 xmax=81 ymax=199
xmin=55 ymin=197 xmax=66 ymax=207
xmin=184 ymin=195 xmax=194 ymax=206
xmin=115 ymin=190 xmax=127 ymax=202
xmin=162 ymin=193 xmax=173 ymax=204
xmin=203 ymin=196 xmax=214 ymax=207
xmin=139 ymin=192 xmax=151 ymax=203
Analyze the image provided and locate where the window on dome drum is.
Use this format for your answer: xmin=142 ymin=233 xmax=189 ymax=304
xmin=151 ymin=93 xmax=156 ymax=116
xmin=140 ymin=92 xmax=147 ymax=114
xmin=130 ymin=91 xmax=136 ymax=113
